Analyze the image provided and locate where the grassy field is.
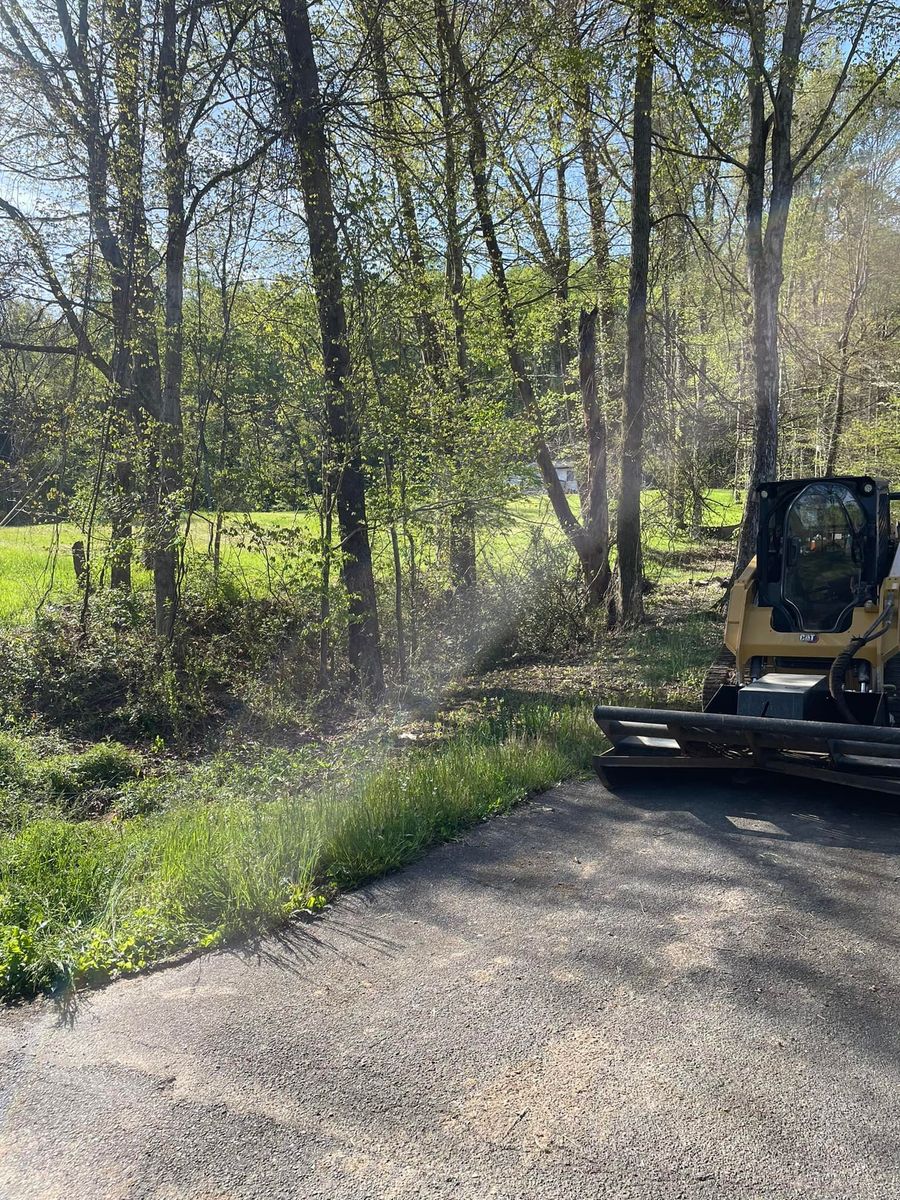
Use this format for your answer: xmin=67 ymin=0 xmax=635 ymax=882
xmin=0 ymin=488 xmax=742 ymax=622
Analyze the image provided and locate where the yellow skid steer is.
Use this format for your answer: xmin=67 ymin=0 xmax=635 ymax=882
xmin=594 ymin=477 xmax=900 ymax=794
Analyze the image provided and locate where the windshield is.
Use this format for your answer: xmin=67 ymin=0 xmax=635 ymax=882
xmin=781 ymin=482 xmax=866 ymax=632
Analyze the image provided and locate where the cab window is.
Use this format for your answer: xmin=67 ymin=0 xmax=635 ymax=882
xmin=781 ymin=482 xmax=865 ymax=632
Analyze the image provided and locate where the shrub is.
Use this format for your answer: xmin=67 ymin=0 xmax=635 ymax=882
xmin=414 ymin=535 xmax=597 ymax=675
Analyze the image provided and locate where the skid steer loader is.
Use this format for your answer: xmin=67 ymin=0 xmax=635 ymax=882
xmin=593 ymin=476 xmax=900 ymax=794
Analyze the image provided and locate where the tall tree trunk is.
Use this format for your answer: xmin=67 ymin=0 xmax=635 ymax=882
xmin=617 ymin=0 xmax=654 ymax=625
xmin=734 ymin=0 xmax=803 ymax=574
xmin=439 ymin=49 xmax=476 ymax=589
xmin=56 ymin=0 xmax=166 ymax=612
xmin=279 ymin=0 xmax=384 ymax=697
xmin=109 ymin=408 xmax=134 ymax=590
xmin=737 ymin=48 xmax=779 ymax=571
xmin=107 ymin=0 xmax=171 ymax=618
xmin=156 ymin=0 xmax=186 ymax=639
xmin=107 ymin=0 xmax=151 ymax=593
xmin=577 ymin=307 xmax=611 ymax=603
xmin=580 ymin=123 xmax=616 ymax=341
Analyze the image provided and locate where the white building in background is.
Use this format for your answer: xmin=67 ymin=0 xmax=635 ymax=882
xmin=553 ymin=461 xmax=579 ymax=494
xmin=508 ymin=461 xmax=579 ymax=496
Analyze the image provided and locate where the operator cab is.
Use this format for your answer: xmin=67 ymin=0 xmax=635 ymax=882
xmin=756 ymin=476 xmax=895 ymax=634
xmin=781 ymin=481 xmax=867 ymax=632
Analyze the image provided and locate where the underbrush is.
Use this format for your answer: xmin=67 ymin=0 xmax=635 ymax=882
xmin=0 ymin=532 xmax=725 ymax=1003
xmin=414 ymin=537 xmax=604 ymax=678
xmin=0 ymin=733 xmax=140 ymax=830
xmin=0 ymin=575 xmax=330 ymax=743
xmin=0 ymin=525 xmax=720 ymax=744
xmin=0 ymin=702 xmax=598 ymax=1001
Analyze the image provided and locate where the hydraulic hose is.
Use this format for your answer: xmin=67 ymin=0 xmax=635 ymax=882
xmin=828 ymin=598 xmax=895 ymax=724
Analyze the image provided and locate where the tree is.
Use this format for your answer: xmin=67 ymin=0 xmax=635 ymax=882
xmin=0 ymin=0 xmax=264 ymax=635
xmin=617 ymin=0 xmax=654 ymax=623
xmin=278 ymin=0 xmax=385 ymax=696
xmin=732 ymin=0 xmax=804 ymax=571
xmin=360 ymin=0 xmax=477 ymax=589
xmin=435 ymin=0 xmax=613 ymax=606
xmin=733 ymin=0 xmax=896 ymax=569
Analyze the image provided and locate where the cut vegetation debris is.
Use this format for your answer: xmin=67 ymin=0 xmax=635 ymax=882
xmin=0 ymin=735 xmax=139 ymax=831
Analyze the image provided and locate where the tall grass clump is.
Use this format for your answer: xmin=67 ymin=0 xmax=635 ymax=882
xmin=0 ymin=733 xmax=140 ymax=831
xmin=0 ymin=701 xmax=600 ymax=1001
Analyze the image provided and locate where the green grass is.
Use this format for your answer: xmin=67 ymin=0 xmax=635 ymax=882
xmin=0 ymin=524 xmax=80 ymax=621
xmin=0 ymin=701 xmax=600 ymax=1000
xmin=0 ymin=489 xmax=740 ymax=621
xmin=0 ymin=502 xmax=546 ymax=621
xmin=616 ymin=612 xmax=723 ymax=696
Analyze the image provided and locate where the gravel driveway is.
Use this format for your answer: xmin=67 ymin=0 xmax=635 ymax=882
xmin=2 ymin=775 xmax=899 ymax=1199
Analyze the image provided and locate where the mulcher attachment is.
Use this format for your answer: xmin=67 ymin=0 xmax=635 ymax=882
xmin=593 ymin=704 xmax=900 ymax=796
